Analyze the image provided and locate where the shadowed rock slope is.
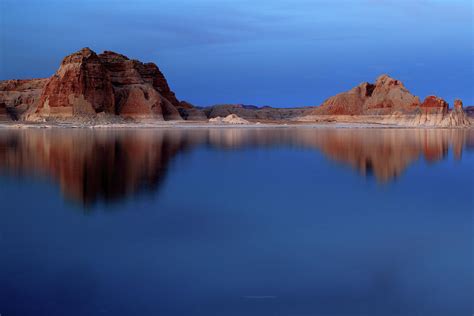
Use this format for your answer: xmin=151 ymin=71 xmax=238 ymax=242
xmin=0 ymin=79 xmax=49 ymax=120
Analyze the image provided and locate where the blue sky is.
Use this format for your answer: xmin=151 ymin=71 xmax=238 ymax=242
xmin=0 ymin=0 xmax=472 ymax=107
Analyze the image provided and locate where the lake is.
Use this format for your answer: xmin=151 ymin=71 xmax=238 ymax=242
xmin=0 ymin=127 xmax=472 ymax=316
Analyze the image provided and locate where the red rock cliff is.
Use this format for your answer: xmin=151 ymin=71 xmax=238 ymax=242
xmin=35 ymin=48 xmax=115 ymax=118
xmin=0 ymin=48 xmax=188 ymax=121
xmin=0 ymin=79 xmax=48 ymax=120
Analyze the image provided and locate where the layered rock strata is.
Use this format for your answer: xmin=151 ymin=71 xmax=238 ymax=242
xmin=1 ymin=48 xmax=189 ymax=121
xmin=309 ymin=75 xmax=470 ymax=127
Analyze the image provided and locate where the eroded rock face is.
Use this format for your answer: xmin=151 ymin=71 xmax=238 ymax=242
xmin=419 ymin=96 xmax=448 ymax=114
xmin=1 ymin=47 xmax=188 ymax=121
xmin=0 ymin=103 xmax=9 ymax=121
xmin=99 ymin=51 xmax=183 ymax=120
xmin=443 ymin=99 xmax=470 ymax=126
xmin=310 ymin=75 xmax=471 ymax=127
xmin=363 ymin=75 xmax=421 ymax=114
xmin=34 ymin=48 xmax=115 ymax=118
xmin=397 ymin=96 xmax=470 ymax=127
xmin=0 ymin=79 xmax=48 ymax=120
xmin=314 ymin=83 xmax=372 ymax=115
xmin=381 ymin=96 xmax=470 ymax=127
xmin=454 ymin=99 xmax=464 ymax=112
xmin=315 ymin=74 xmax=421 ymax=115
xmin=136 ymin=61 xmax=181 ymax=108
xmin=97 ymin=51 xmax=181 ymax=120
xmin=209 ymin=114 xmax=250 ymax=124
xmin=178 ymin=101 xmax=208 ymax=121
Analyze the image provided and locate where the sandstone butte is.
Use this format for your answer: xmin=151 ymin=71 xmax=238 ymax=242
xmin=0 ymin=47 xmax=471 ymax=127
xmin=309 ymin=74 xmax=471 ymax=127
xmin=0 ymin=47 xmax=199 ymax=122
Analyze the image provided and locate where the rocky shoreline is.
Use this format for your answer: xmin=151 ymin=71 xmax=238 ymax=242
xmin=1 ymin=47 xmax=472 ymax=128
xmin=0 ymin=119 xmax=470 ymax=130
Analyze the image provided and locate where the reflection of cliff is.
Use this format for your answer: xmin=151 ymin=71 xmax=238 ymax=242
xmin=207 ymin=128 xmax=473 ymax=182
xmin=0 ymin=130 xmax=192 ymax=205
xmin=308 ymin=129 xmax=470 ymax=181
xmin=0 ymin=128 xmax=472 ymax=205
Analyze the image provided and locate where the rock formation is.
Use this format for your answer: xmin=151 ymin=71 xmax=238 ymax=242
xmin=314 ymin=74 xmax=421 ymax=115
xmin=97 ymin=50 xmax=182 ymax=120
xmin=1 ymin=48 xmax=191 ymax=122
xmin=34 ymin=48 xmax=115 ymax=118
xmin=419 ymin=95 xmax=448 ymax=114
xmin=0 ymin=51 xmax=471 ymax=127
xmin=310 ymin=74 xmax=470 ymax=127
xmin=363 ymin=75 xmax=421 ymax=114
xmin=205 ymin=104 xmax=314 ymax=121
xmin=209 ymin=114 xmax=250 ymax=124
xmin=381 ymin=97 xmax=471 ymax=127
xmin=178 ymin=101 xmax=208 ymax=121
xmin=0 ymin=79 xmax=48 ymax=120
xmin=0 ymin=103 xmax=9 ymax=121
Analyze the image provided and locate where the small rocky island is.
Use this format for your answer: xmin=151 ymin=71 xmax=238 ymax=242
xmin=0 ymin=47 xmax=471 ymax=127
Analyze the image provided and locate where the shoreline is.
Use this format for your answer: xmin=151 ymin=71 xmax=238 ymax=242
xmin=0 ymin=120 xmax=473 ymax=130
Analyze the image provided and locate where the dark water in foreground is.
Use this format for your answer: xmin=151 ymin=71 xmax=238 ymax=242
xmin=0 ymin=128 xmax=472 ymax=316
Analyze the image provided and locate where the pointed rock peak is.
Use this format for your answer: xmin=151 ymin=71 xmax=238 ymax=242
xmin=454 ymin=99 xmax=463 ymax=110
xmin=61 ymin=47 xmax=98 ymax=64
xmin=78 ymin=47 xmax=94 ymax=55
xmin=375 ymin=74 xmax=404 ymax=87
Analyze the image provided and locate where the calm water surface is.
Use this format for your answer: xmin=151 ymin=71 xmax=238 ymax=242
xmin=0 ymin=128 xmax=472 ymax=316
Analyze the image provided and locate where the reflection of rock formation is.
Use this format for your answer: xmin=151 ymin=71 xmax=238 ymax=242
xmin=206 ymin=128 xmax=474 ymax=182
xmin=0 ymin=128 xmax=472 ymax=205
xmin=308 ymin=129 xmax=470 ymax=181
xmin=0 ymin=130 xmax=193 ymax=205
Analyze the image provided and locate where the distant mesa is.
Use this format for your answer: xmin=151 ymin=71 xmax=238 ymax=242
xmin=204 ymin=104 xmax=314 ymax=121
xmin=0 ymin=49 xmax=471 ymax=127
xmin=464 ymin=105 xmax=474 ymax=118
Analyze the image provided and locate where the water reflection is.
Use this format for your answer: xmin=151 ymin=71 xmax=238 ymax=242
xmin=0 ymin=128 xmax=472 ymax=205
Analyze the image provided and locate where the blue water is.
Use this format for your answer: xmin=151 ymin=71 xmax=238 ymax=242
xmin=0 ymin=128 xmax=472 ymax=316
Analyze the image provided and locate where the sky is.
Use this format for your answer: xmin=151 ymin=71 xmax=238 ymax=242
xmin=0 ymin=0 xmax=473 ymax=107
